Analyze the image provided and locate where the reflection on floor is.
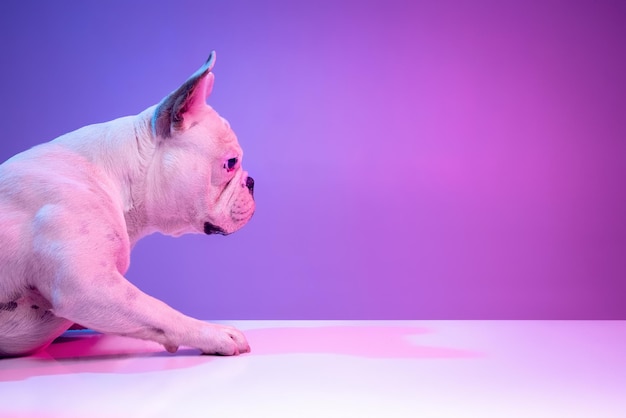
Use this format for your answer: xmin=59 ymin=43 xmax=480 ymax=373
xmin=1 ymin=320 xmax=625 ymax=417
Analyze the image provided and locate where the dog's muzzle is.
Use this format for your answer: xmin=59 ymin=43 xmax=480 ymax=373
xmin=204 ymin=176 xmax=254 ymax=236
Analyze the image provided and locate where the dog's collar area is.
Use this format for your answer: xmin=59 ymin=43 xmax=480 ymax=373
xmin=203 ymin=222 xmax=226 ymax=235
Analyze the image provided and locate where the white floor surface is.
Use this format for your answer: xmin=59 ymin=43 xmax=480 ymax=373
xmin=0 ymin=320 xmax=624 ymax=417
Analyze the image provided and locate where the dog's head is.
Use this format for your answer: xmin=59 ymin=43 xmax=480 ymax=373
xmin=147 ymin=52 xmax=255 ymax=237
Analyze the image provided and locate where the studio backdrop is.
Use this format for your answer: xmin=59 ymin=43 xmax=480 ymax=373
xmin=1 ymin=0 xmax=624 ymax=319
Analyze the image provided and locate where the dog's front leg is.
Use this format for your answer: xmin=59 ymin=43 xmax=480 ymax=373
xmin=30 ymin=203 xmax=249 ymax=356
xmin=46 ymin=272 xmax=250 ymax=355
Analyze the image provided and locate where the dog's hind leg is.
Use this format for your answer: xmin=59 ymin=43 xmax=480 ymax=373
xmin=0 ymin=298 xmax=72 ymax=358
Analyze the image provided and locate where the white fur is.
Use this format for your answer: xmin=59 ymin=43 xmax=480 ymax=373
xmin=0 ymin=52 xmax=254 ymax=357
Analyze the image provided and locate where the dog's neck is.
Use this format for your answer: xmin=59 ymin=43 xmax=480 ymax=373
xmin=53 ymin=107 xmax=159 ymax=246
xmin=122 ymin=107 xmax=159 ymax=246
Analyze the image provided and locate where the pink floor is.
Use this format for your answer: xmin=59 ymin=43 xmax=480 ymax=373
xmin=1 ymin=320 xmax=625 ymax=417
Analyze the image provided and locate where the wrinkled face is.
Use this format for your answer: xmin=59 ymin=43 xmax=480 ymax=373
xmin=191 ymin=107 xmax=255 ymax=235
xmin=148 ymin=105 xmax=255 ymax=237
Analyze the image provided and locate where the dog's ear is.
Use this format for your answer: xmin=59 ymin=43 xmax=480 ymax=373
xmin=153 ymin=51 xmax=216 ymax=138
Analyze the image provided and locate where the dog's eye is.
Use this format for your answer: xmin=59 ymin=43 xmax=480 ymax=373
xmin=224 ymin=157 xmax=238 ymax=172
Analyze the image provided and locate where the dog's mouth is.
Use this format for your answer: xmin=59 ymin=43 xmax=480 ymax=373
xmin=203 ymin=222 xmax=227 ymax=235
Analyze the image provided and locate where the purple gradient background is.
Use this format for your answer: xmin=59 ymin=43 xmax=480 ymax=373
xmin=0 ymin=1 xmax=624 ymax=319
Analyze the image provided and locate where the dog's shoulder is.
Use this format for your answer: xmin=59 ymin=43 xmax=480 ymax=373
xmin=0 ymin=142 xmax=128 ymax=242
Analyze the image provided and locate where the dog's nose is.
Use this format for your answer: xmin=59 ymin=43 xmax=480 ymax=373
xmin=246 ymin=176 xmax=255 ymax=196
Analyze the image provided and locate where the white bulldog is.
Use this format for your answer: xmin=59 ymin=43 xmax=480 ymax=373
xmin=0 ymin=51 xmax=255 ymax=357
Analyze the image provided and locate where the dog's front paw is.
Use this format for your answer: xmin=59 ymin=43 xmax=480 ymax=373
xmin=201 ymin=324 xmax=251 ymax=356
